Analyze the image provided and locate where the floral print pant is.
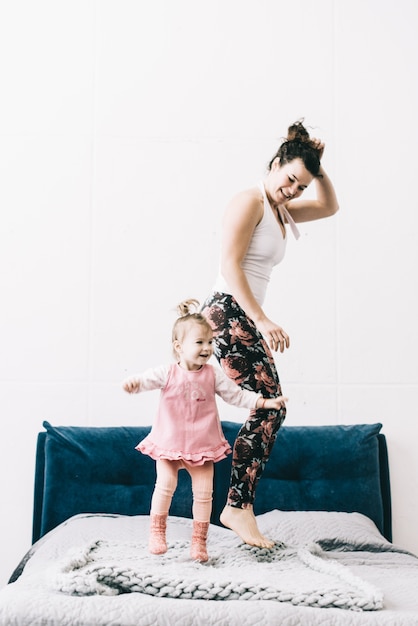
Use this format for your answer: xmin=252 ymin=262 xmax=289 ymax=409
xmin=201 ymin=292 xmax=286 ymax=509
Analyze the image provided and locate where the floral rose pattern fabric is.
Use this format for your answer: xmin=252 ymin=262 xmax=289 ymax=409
xmin=202 ymin=293 xmax=286 ymax=508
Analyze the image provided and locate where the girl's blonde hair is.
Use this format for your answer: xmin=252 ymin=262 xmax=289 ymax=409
xmin=172 ymin=299 xmax=212 ymax=358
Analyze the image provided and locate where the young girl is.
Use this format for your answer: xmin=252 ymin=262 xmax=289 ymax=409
xmin=123 ymin=299 xmax=287 ymax=562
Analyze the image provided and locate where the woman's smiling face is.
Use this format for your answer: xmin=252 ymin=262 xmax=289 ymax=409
xmin=269 ymin=158 xmax=314 ymax=205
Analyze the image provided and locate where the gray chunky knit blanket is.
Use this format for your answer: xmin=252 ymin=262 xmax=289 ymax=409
xmin=52 ymin=527 xmax=383 ymax=611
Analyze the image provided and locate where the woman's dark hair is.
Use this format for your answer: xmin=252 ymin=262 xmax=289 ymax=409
xmin=268 ymin=120 xmax=322 ymax=177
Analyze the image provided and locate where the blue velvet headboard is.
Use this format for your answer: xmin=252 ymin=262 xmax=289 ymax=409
xmin=32 ymin=420 xmax=392 ymax=544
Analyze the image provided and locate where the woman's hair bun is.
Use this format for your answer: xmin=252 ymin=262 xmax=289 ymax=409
xmin=287 ymin=119 xmax=311 ymax=143
xmin=268 ymin=118 xmax=322 ymax=176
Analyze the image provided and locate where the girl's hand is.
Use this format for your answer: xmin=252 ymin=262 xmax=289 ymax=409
xmin=123 ymin=378 xmax=140 ymax=393
xmin=258 ymin=396 xmax=288 ymax=410
xmin=256 ymin=317 xmax=290 ymax=353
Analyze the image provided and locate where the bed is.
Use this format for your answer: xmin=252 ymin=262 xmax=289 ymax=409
xmin=2 ymin=419 xmax=418 ymax=626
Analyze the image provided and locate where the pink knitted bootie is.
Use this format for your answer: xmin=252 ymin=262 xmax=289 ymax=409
xmin=149 ymin=513 xmax=168 ymax=555
xmin=190 ymin=520 xmax=209 ymax=562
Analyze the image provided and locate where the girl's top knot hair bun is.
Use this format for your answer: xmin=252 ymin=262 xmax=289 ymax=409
xmin=176 ymin=298 xmax=200 ymax=318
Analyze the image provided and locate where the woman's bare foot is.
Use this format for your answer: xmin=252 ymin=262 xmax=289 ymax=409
xmin=220 ymin=505 xmax=274 ymax=548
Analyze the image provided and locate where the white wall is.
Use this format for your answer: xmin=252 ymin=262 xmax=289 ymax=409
xmin=0 ymin=0 xmax=417 ymax=587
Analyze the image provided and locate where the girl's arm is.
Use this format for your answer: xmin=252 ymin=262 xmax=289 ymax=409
xmin=122 ymin=364 xmax=170 ymax=393
xmin=214 ymin=366 xmax=287 ymax=409
xmin=256 ymin=395 xmax=288 ymax=410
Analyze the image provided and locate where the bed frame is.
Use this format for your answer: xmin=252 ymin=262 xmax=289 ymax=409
xmin=32 ymin=420 xmax=392 ymax=544
xmin=5 ymin=419 xmax=411 ymax=626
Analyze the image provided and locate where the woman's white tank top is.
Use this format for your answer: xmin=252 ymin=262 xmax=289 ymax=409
xmin=213 ymin=182 xmax=300 ymax=306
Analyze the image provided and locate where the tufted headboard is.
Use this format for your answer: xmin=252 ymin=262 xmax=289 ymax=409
xmin=32 ymin=420 xmax=392 ymax=544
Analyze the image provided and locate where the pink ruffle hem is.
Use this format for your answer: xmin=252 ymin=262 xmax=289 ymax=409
xmin=136 ymin=438 xmax=232 ymax=466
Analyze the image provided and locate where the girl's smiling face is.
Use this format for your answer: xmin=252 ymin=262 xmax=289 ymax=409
xmin=174 ymin=322 xmax=214 ymax=371
xmin=269 ymin=158 xmax=314 ymax=206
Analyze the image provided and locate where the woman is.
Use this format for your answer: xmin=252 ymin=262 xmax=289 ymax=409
xmin=202 ymin=120 xmax=339 ymax=548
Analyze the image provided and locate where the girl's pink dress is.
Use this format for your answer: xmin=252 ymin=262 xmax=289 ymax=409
xmin=135 ymin=363 xmax=260 ymax=466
